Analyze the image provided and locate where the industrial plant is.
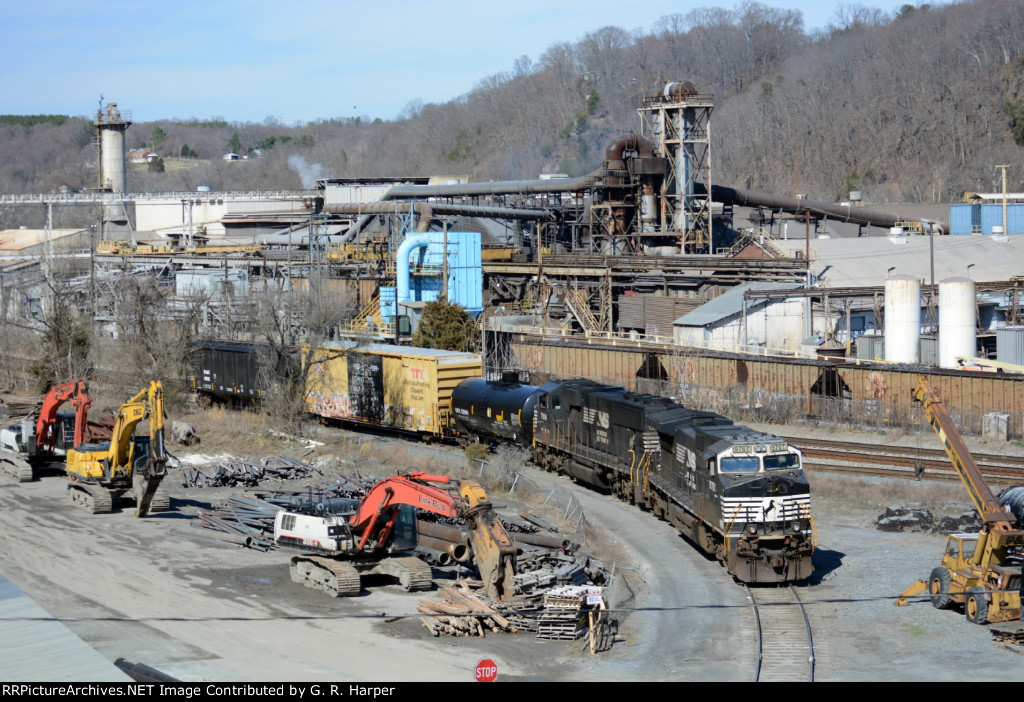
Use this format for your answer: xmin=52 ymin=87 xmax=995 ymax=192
xmin=2 ymin=87 xmax=1024 ymax=439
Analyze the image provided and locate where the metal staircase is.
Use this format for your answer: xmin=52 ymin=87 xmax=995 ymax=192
xmin=563 ymin=286 xmax=600 ymax=333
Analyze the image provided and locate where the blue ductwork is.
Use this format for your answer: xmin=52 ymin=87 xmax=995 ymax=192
xmin=396 ymin=232 xmax=432 ymax=304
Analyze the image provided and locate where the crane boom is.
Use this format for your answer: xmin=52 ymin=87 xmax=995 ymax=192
xmin=912 ymin=377 xmax=1014 ymax=528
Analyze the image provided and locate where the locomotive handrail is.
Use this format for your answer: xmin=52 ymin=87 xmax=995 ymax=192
xmin=802 ymin=504 xmax=819 ymax=548
xmin=723 ymin=504 xmax=746 ymax=560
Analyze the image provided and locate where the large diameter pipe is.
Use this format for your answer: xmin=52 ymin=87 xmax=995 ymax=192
xmin=417 ymin=534 xmax=471 ymax=563
xmin=323 ymin=201 xmax=555 ymax=222
xmin=414 ymin=547 xmax=454 ymax=566
xmin=705 ymin=184 xmax=946 ymax=234
xmin=338 ymin=172 xmax=600 ymax=240
xmin=417 ymin=520 xmax=468 ymax=544
xmin=511 ymin=531 xmax=573 ymax=551
xmin=381 ymin=173 xmax=602 ymax=199
xmin=396 ymin=232 xmax=431 ymax=304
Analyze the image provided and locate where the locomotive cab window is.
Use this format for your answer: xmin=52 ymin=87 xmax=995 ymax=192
xmin=764 ymin=453 xmax=800 ymax=470
xmin=719 ymin=456 xmax=761 ymax=473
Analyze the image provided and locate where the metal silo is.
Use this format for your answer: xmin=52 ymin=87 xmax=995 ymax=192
xmin=938 ymin=277 xmax=976 ymax=368
xmin=884 ymin=275 xmax=921 ymax=364
xmin=94 ymin=102 xmax=131 ymax=193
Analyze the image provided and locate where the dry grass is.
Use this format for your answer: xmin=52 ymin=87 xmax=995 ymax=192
xmin=810 ymin=472 xmax=969 ymax=514
xmin=182 ymin=405 xmax=296 ymax=458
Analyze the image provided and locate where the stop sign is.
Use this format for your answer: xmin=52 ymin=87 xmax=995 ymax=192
xmin=475 ymin=658 xmax=498 ymax=682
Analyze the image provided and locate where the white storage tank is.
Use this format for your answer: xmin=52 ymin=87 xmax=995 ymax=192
xmin=884 ymin=275 xmax=921 ymax=364
xmin=938 ymin=277 xmax=976 ymax=368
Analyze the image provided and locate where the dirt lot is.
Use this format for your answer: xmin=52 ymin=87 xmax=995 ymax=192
xmin=2 ymin=416 xmax=1024 ymax=682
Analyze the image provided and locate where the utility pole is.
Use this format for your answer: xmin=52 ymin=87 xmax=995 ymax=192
xmin=997 ymin=164 xmax=1010 ymax=235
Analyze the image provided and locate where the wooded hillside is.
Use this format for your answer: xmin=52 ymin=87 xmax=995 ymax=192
xmin=1 ymin=0 xmax=1021 ymax=211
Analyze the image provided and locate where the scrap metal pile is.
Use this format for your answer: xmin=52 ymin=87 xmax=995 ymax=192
xmin=175 ymin=466 xmax=613 ymax=638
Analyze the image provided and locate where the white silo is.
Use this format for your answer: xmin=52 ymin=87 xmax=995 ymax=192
xmin=94 ymin=102 xmax=131 ymax=193
xmin=884 ymin=275 xmax=921 ymax=364
xmin=938 ymin=277 xmax=976 ymax=368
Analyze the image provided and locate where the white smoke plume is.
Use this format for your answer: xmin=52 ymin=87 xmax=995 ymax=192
xmin=288 ymin=154 xmax=326 ymax=188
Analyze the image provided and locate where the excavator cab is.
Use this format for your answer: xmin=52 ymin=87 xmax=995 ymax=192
xmin=53 ymin=413 xmax=78 ymax=452
xmin=131 ymin=436 xmax=152 ymax=474
xmin=387 ymin=504 xmax=418 ymax=553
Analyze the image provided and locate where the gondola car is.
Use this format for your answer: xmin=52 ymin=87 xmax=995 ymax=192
xmin=529 ymin=379 xmax=814 ymax=583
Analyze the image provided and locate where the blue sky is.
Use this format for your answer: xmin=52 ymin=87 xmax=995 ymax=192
xmin=1 ymin=1 xmax=933 ymax=124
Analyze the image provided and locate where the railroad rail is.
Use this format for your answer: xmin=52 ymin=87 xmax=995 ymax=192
xmin=787 ymin=436 xmax=1024 ymax=484
xmin=746 ymin=585 xmax=814 ymax=682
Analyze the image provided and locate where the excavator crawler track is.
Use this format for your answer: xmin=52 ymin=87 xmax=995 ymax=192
xmin=290 ymin=556 xmax=362 ymax=597
xmin=67 ymin=484 xmax=114 ymax=514
xmin=0 ymin=456 xmax=34 ymax=482
xmin=384 ymin=556 xmax=434 ymax=592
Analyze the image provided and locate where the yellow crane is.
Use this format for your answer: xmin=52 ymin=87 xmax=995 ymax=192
xmin=897 ymin=377 xmax=1024 ymax=624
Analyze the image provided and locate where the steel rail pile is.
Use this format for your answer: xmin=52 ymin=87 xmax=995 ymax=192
xmin=170 ymin=494 xmax=284 ymax=550
xmin=179 ymin=455 xmax=323 ymax=488
xmin=172 ymin=473 xmax=379 ymax=549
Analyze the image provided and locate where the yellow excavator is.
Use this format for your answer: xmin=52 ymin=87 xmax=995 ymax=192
xmin=897 ymin=377 xmax=1024 ymax=624
xmin=65 ymin=381 xmax=169 ymax=516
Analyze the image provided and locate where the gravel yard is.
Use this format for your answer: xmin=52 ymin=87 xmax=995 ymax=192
xmin=1 ymin=416 xmax=1023 ymax=681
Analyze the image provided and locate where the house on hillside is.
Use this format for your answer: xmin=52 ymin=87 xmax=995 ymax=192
xmin=128 ymin=149 xmax=158 ymax=164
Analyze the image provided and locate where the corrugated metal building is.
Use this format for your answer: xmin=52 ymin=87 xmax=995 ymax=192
xmin=949 ymin=203 xmax=1024 ymax=235
xmin=673 ymin=282 xmax=808 ymax=353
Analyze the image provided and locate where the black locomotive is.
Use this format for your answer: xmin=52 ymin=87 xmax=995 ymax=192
xmin=453 ymin=378 xmax=815 ymax=584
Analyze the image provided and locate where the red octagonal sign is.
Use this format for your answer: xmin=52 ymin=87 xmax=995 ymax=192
xmin=475 ymin=658 xmax=498 ymax=682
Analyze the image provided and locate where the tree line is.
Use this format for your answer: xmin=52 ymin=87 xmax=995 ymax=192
xmin=0 ymin=1 xmax=1021 ymax=203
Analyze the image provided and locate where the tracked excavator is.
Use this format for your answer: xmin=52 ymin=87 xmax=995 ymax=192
xmin=896 ymin=378 xmax=1024 ymax=624
xmin=274 ymin=472 xmax=517 ymax=600
xmin=0 ymin=378 xmax=92 ymax=482
xmin=64 ymin=380 xmax=169 ymax=516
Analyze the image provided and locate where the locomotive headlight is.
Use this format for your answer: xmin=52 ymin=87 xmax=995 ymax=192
xmin=747 ymin=523 xmax=758 ymax=535
xmin=790 ymin=520 xmax=803 ymax=532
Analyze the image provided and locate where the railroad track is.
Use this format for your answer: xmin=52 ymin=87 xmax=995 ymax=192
xmin=786 ymin=436 xmax=1024 ymax=483
xmin=747 ymin=585 xmax=814 ymax=682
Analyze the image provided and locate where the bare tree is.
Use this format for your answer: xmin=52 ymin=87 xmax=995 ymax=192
xmin=244 ymin=281 xmax=356 ymax=433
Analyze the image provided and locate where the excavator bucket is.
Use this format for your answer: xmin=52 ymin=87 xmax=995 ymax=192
xmin=459 ymin=481 xmax=517 ymax=602
xmin=896 ymin=579 xmax=928 ymax=606
xmin=133 ymin=471 xmax=165 ymax=517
